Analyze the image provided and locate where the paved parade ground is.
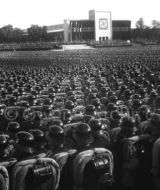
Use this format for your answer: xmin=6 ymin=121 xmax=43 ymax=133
xmin=57 ymin=44 xmax=94 ymax=51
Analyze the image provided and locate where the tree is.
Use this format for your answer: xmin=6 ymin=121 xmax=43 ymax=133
xmin=12 ymin=28 xmax=25 ymax=42
xmin=1 ymin=25 xmax=13 ymax=41
xmin=152 ymin=20 xmax=160 ymax=28
xmin=136 ymin=18 xmax=145 ymax=29
xmin=27 ymin=25 xmax=47 ymax=41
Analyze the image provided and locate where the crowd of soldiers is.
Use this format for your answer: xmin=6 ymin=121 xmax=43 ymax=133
xmin=0 ymin=47 xmax=160 ymax=190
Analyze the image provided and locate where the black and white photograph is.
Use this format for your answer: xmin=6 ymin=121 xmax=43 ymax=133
xmin=0 ymin=0 xmax=160 ymax=190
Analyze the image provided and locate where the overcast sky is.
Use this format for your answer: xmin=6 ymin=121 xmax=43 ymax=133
xmin=0 ymin=0 xmax=160 ymax=29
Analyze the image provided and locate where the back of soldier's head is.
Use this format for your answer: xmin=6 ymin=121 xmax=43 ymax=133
xmin=150 ymin=113 xmax=160 ymax=139
xmin=85 ymin=105 xmax=96 ymax=116
xmin=88 ymin=119 xmax=102 ymax=131
xmin=120 ymin=117 xmax=137 ymax=137
xmin=47 ymin=125 xmax=65 ymax=148
xmin=29 ymin=129 xmax=46 ymax=151
xmin=7 ymin=122 xmax=20 ymax=139
xmin=15 ymin=131 xmax=35 ymax=159
xmin=0 ymin=134 xmax=10 ymax=159
xmin=74 ymin=122 xmax=93 ymax=147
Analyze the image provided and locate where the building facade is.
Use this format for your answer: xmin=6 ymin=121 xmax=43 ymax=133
xmin=46 ymin=10 xmax=131 ymax=42
xmin=89 ymin=10 xmax=112 ymax=41
xmin=112 ymin=20 xmax=131 ymax=40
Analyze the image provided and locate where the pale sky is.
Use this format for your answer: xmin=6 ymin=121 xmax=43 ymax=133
xmin=0 ymin=0 xmax=160 ymax=29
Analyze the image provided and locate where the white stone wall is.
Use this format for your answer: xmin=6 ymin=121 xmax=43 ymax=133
xmin=94 ymin=11 xmax=112 ymax=41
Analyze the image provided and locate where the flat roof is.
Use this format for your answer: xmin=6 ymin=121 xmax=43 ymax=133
xmin=47 ymin=24 xmax=64 ymax=33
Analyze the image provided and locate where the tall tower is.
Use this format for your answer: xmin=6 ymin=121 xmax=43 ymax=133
xmin=89 ymin=10 xmax=112 ymax=41
xmin=64 ymin=19 xmax=72 ymax=42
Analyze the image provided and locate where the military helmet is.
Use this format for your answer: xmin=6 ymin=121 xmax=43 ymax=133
xmin=88 ymin=119 xmax=102 ymax=131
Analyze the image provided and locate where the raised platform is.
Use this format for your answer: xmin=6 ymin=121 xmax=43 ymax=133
xmin=62 ymin=44 xmax=93 ymax=50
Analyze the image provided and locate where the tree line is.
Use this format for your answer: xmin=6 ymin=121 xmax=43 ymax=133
xmin=131 ymin=18 xmax=160 ymax=42
xmin=0 ymin=25 xmax=48 ymax=43
xmin=0 ymin=19 xmax=160 ymax=43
